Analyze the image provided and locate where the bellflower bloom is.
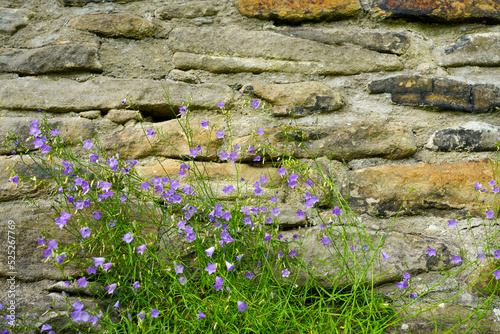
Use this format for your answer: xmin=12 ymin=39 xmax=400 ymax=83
xmin=257 ymin=128 xmax=264 ymax=136
xmin=282 ymin=269 xmax=290 ymax=277
xmin=83 ymin=140 xmax=93 ymax=149
xmin=179 ymin=106 xmax=188 ymax=115
xmin=106 ymin=283 xmax=117 ymax=294
xmin=246 ymin=271 xmax=255 ymax=280
xmin=225 ymin=261 xmax=235 ymax=272
xmin=322 ymin=236 xmax=331 ymax=247
xmin=237 ymin=301 xmax=248 ymax=312
xmin=123 ymin=232 xmax=134 ymax=244
xmin=175 ymin=263 xmax=184 ymax=274
xmin=493 ymin=270 xmax=500 ymax=280
xmin=251 ymin=99 xmax=259 ymax=108
xmin=151 ymin=308 xmax=160 ymax=318
xmin=213 ymin=276 xmax=224 ymax=291
xmin=197 ymin=310 xmax=206 ymax=319
xmin=205 ymin=263 xmax=217 ymax=275
xmin=216 ymin=130 xmax=225 ymax=139
xmin=427 ymin=247 xmax=436 ymax=257
xmin=382 ymin=252 xmax=390 ymax=260
xmin=133 ymin=281 xmax=140 ymax=290
xmin=201 ymin=120 xmax=209 ymax=129
xmin=146 ymin=129 xmax=156 ymax=137
xmin=452 ymin=255 xmax=462 ymax=264
xmin=137 ymin=245 xmax=146 ymax=255
xmin=9 ymin=174 xmax=19 ymax=184
xmin=80 ymin=227 xmax=91 ymax=239
xmin=486 ymin=210 xmax=495 ymax=219
xmin=448 ymin=219 xmax=457 ymax=227
xmin=218 ymin=102 xmax=225 ymax=109
xmin=76 ymin=277 xmax=88 ymax=288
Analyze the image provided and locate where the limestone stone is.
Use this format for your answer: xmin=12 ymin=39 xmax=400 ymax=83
xmin=0 ymin=44 xmax=102 ymax=75
xmin=232 ymin=122 xmax=416 ymax=162
xmin=426 ymin=122 xmax=500 ymax=152
xmin=368 ymin=75 xmax=500 ymax=113
xmin=79 ymin=110 xmax=101 ymax=119
xmin=155 ymin=2 xmax=217 ymax=19
xmin=269 ymin=27 xmax=410 ymax=55
xmin=343 ymin=159 xmax=495 ymax=216
xmin=0 ymin=200 xmax=81 ymax=281
xmin=281 ymin=226 xmax=460 ymax=288
xmin=60 ymin=0 xmax=138 ymax=6
xmin=0 ymin=78 xmax=234 ymax=117
xmin=67 ymin=13 xmax=154 ymax=39
xmin=101 ymin=118 xmax=223 ymax=159
xmin=241 ymin=82 xmax=343 ymax=117
xmin=235 ymin=0 xmax=361 ymax=23
xmin=99 ymin=38 xmax=173 ymax=79
xmin=370 ymin=0 xmax=500 ymax=22
xmin=0 ymin=156 xmax=58 ymax=202
xmin=0 ymin=117 xmax=96 ymax=155
xmin=436 ymin=33 xmax=500 ymax=67
xmin=169 ymin=69 xmax=200 ymax=84
xmin=105 ymin=109 xmax=143 ymax=124
xmin=0 ymin=278 xmax=98 ymax=331
xmin=169 ymin=27 xmax=403 ymax=75
xmin=0 ymin=8 xmax=30 ymax=37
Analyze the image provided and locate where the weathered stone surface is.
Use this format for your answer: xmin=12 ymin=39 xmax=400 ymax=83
xmin=67 ymin=13 xmax=154 ymax=39
xmin=282 ymin=226 xmax=460 ymax=288
xmin=102 ymin=118 xmax=223 ymax=159
xmin=235 ymin=0 xmax=361 ymax=23
xmin=436 ymin=33 xmax=500 ymax=67
xmin=241 ymin=82 xmax=343 ymax=117
xmin=468 ymin=259 xmax=500 ymax=297
xmin=79 ymin=110 xmax=101 ymax=119
xmin=0 ymin=117 xmax=96 ymax=155
xmin=368 ymin=75 xmax=500 ymax=113
xmin=136 ymin=158 xmax=281 ymax=185
xmin=0 ymin=8 xmax=30 ymax=36
xmin=60 ymin=0 xmax=138 ymax=6
xmin=343 ymin=159 xmax=495 ymax=216
xmin=0 ymin=278 xmax=97 ymax=331
xmin=99 ymin=38 xmax=173 ymax=79
xmin=169 ymin=69 xmax=200 ymax=84
xmin=270 ymin=26 xmax=410 ymax=54
xmin=156 ymin=2 xmax=217 ymax=19
xmin=169 ymin=27 xmax=403 ymax=75
xmin=370 ymin=0 xmax=500 ymax=22
xmin=0 ymin=78 xmax=234 ymax=116
xmin=0 ymin=200 xmax=80 ymax=281
xmin=426 ymin=121 xmax=500 ymax=152
xmin=232 ymin=122 xmax=416 ymax=162
xmin=105 ymin=109 xmax=142 ymax=124
xmin=0 ymin=44 xmax=102 ymax=75
xmin=0 ymin=156 xmax=59 ymax=202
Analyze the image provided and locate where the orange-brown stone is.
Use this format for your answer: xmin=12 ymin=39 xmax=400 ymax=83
xmin=372 ymin=0 xmax=500 ymax=22
xmin=343 ymin=159 xmax=496 ymax=216
xmin=235 ymin=0 xmax=362 ymax=23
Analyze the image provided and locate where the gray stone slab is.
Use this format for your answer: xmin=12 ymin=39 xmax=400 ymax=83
xmin=0 ymin=8 xmax=30 ymax=36
xmin=436 ymin=33 xmax=500 ymax=67
xmin=0 ymin=44 xmax=102 ymax=75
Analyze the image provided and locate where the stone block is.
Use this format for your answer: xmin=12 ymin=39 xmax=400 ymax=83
xmin=0 ymin=8 xmax=30 ymax=36
xmin=0 ymin=44 xmax=102 ymax=75
xmin=369 ymin=75 xmax=500 ymax=113
xmin=426 ymin=122 xmax=500 ymax=152
xmin=343 ymin=158 xmax=495 ymax=216
xmin=232 ymin=122 xmax=416 ymax=162
xmin=60 ymin=0 xmax=137 ymax=6
xmin=105 ymin=109 xmax=142 ymax=124
xmin=241 ymin=81 xmax=343 ymax=116
xmin=67 ymin=13 xmax=154 ymax=39
xmin=101 ymin=118 xmax=224 ymax=160
xmin=436 ymin=33 xmax=500 ymax=67
xmin=156 ymin=1 xmax=217 ymax=19
xmin=235 ymin=0 xmax=361 ymax=23
xmin=0 ymin=78 xmax=234 ymax=117
xmin=370 ymin=0 xmax=500 ymax=22
xmin=0 ymin=116 xmax=96 ymax=155
xmin=270 ymin=26 xmax=409 ymax=54
xmin=169 ymin=27 xmax=403 ymax=75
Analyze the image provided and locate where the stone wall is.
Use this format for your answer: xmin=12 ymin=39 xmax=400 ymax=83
xmin=1 ymin=0 xmax=500 ymax=332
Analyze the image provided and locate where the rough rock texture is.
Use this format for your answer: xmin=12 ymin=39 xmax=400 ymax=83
xmin=232 ymin=122 xmax=416 ymax=162
xmin=0 ymin=278 xmax=98 ymax=332
xmin=169 ymin=27 xmax=403 ymax=75
xmin=0 ymin=200 xmax=81 ymax=281
xmin=241 ymin=82 xmax=343 ymax=117
xmin=0 ymin=44 xmax=102 ymax=75
xmin=101 ymin=119 xmax=223 ymax=159
xmin=368 ymin=75 xmax=500 ymax=113
xmin=235 ymin=0 xmax=362 ymax=23
xmin=343 ymin=159 xmax=494 ymax=216
xmin=155 ymin=2 xmax=218 ymax=19
xmin=282 ymin=226 xmax=460 ymax=288
xmin=0 ymin=116 xmax=96 ymax=155
xmin=426 ymin=121 xmax=500 ymax=152
xmin=370 ymin=0 xmax=500 ymax=22
xmin=60 ymin=0 xmax=138 ymax=6
xmin=0 ymin=8 xmax=30 ymax=37
xmin=269 ymin=26 xmax=410 ymax=54
xmin=436 ymin=32 xmax=500 ymax=67
xmin=67 ymin=13 xmax=154 ymax=39
xmin=0 ymin=78 xmax=234 ymax=115
xmin=105 ymin=109 xmax=143 ymax=124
